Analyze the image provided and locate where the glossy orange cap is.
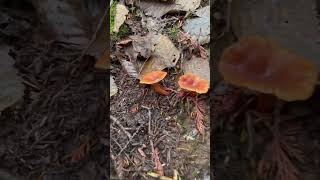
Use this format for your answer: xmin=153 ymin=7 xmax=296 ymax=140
xmin=219 ymin=36 xmax=317 ymax=101
xmin=140 ymin=71 xmax=167 ymax=84
xmin=178 ymin=73 xmax=209 ymax=94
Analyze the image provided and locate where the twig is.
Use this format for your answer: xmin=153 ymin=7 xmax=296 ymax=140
xmin=116 ymin=121 xmax=146 ymax=157
xmin=141 ymin=105 xmax=152 ymax=136
xmin=111 ymin=115 xmax=132 ymax=139
xmin=141 ymin=105 xmax=156 ymax=159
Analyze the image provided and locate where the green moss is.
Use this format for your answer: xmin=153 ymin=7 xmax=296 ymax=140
xmin=110 ymin=0 xmax=131 ymax=40
xmin=110 ymin=0 xmax=118 ymax=33
xmin=117 ymin=24 xmax=130 ymax=38
xmin=168 ymin=25 xmax=180 ymax=41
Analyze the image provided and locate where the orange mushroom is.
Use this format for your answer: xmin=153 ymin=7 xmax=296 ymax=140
xmin=178 ymin=73 xmax=209 ymax=94
xmin=219 ymin=36 xmax=318 ymax=101
xmin=140 ymin=71 xmax=167 ymax=84
xmin=139 ymin=70 xmax=171 ymax=96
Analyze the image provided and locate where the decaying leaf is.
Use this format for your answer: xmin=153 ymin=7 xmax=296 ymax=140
xmin=118 ymin=33 xmax=180 ymax=79
xmin=110 ymin=75 xmax=118 ymax=97
xmin=177 ymin=31 xmax=207 ymax=58
xmin=183 ymin=6 xmax=210 ymax=44
xmin=182 ymin=56 xmax=210 ymax=85
xmin=152 ymin=148 xmax=164 ymax=176
xmin=137 ymin=0 xmax=201 ymax=18
xmin=139 ymin=34 xmax=180 ymax=78
xmin=119 ymin=59 xmax=139 ymax=78
xmin=193 ymin=99 xmax=206 ymax=135
xmin=231 ymin=0 xmax=320 ymax=69
xmin=0 ymin=45 xmax=24 ymax=111
xmin=113 ymin=3 xmax=129 ymax=33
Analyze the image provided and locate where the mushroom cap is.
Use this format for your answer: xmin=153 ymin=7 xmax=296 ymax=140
xmin=139 ymin=70 xmax=167 ymax=84
xmin=178 ymin=73 xmax=209 ymax=94
xmin=219 ymin=36 xmax=318 ymax=101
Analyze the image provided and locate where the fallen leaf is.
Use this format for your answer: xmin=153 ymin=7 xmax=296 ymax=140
xmin=138 ymin=34 xmax=180 ymax=78
xmin=231 ymin=0 xmax=320 ymax=69
xmin=193 ymin=99 xmax=205 ymax=135
xmin=137 ymin=0 xmax=201 ymax=18
xmin=119 ymin=60 xmax=139 ymax=79
xmin=119 ymin=33 xmax=180 ymax=79
xmin=0 ymin=45 xmax=24 ymax=111
xmin=113 ymin=3 xmax=129 ymax=33
xmin=177 ymin=32 xmax=207 ymax=58
xmin=183 ymin=6 xmax=210 ymax=44
xmin=110 ymin=76 xmax=118 ymax=97
xmin=182 ymin=56 xmax=210 ymax=85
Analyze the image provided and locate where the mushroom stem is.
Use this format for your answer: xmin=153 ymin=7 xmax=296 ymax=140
xmin=151 ymin=83 xmax=172 ymax=96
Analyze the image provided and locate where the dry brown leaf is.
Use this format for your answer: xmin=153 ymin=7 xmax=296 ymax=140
xmin=177 ymin=32 xmax=207 ymax=58
xmin=182 ymin=56 xmax=210 ymax=85
xmin=137 ymin=0 xmax=201 ymax=18
xmin=193 ymin=99 xmax=206 ymax=135
xmin=119 ymin=60 xmax=139 ymax=79
xmin=113 ymin=4 xmax=129 ymax=33
xmin=138 ymin=34 xmax=180 ymax=78
xmin=120 ymin=33 xmax=180 ymax=79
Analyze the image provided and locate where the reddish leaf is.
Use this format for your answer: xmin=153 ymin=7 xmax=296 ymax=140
xmin=193 ymin=99 xmax=206 ymax=135
xmin=152 ymin=148 xmax=164 ymax=176
xmin=177 ymin=31 xmax=207 ymax=59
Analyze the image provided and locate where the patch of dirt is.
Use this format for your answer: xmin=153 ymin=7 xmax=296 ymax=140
xmin=0 ymin=1 xmax=109 ymax=179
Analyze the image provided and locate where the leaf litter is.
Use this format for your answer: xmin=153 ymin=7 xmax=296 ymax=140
xmin=110 ymin=0 xmax=210 ymax=179
xmin=0 ymin=0 xmax=108 ymax=179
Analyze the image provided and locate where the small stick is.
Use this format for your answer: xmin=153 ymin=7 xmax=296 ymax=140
xmin=111 ymin=115 xmax=132 ymax=139
xmin=116 ymin=121 xmax=146 ymax=157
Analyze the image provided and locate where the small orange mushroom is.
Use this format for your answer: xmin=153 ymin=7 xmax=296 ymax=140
xmin=139 ymin=71 xmax=167 ymax=84
xmin=178 ymin=73 xmax=209 ymax=94
xmin=219 ymin=36 xmax=318 ymax=101
xmin=139 ymin=70 xmax=171 ymax=96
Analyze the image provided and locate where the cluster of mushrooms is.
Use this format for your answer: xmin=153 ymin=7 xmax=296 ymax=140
xmin=139 ymin=70 xmax=209 ymax=94
xmin=137 ymin=36 xmax=318 ymax=101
